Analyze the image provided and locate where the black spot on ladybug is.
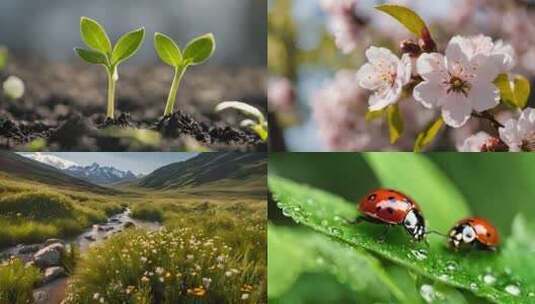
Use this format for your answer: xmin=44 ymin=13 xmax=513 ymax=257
xmin=376 ymin=206 xmax=381 ymax=211
xmin=388 ymin=196 xmax=395 ymax=201
xmin=386 ymin=207 xmax=394 ymax=214
xmin=368 ymin=194 xmax=377 ymax=201
xmin=487 ymin=233 xmax=491 ymax=237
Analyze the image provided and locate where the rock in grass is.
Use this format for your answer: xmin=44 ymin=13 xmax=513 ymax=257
xmin=44 ymin=239 xmax=65 ymax=246
xmin=42 ymin=266 xmax=66 ymax=284
xmin=18 ymin=244 xmax=41 ymax=254
xmin=124 ymin=221 xmax=136 ymax=229
xmin=33 ymin=243 xmax=64 ymax=268
xmin=33 ymin=290 xmax=48 ymax=304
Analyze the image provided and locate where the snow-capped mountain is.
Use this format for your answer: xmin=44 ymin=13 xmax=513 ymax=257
xmin=19 ymin=152 xmax=79 ymax=170
xmin=64 ymin=163 xmax=138 ymax=185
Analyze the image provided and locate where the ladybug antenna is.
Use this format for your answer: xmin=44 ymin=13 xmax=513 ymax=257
xmin=426 ymin=230 xmax=448 ymax=238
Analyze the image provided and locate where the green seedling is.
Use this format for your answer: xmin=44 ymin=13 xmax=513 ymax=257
xmin=75 ymin=17 xmax=145 ymax=119
xmin=215 ymin=101 xmax=268 ymax=141
xmin=0 ymin=46 xmax=8 ymax=70
xmin=154 ymin=32 xmax=216 ymax=116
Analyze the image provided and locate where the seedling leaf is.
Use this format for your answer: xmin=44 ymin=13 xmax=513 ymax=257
xmin=154 ymin=32 xmax=183 ymax=67
xmin=413 ymin=117 xmax=444 ymax=152
xmin=183 ymin=33 xmax=216 ymax=66
xmin=375 ymin=5 xmax=428 ymax=37
xmin=269 ymin=174 xmax=535 ymax=304
xmin=215 ymin=101 xmax=265 ymax=124
xmin=111 ymin=27 xmax=145 ymax=65
xmin=74 ymin=48 xmax=108 ymax=65
xmin=80 ymin=17 xmax=112 ymax=54
xmin=0 ymin=46 xmax=8 ymax=70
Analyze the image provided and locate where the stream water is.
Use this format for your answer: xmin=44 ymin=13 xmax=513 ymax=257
xmin=1 ymin=208 xmax=162 ymax=304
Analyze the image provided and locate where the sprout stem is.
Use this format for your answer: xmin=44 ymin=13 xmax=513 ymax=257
xmin=106 ymin=68 xmax=117 ymax=119
xmin=164 ymin=66 xmax=186 ymax=117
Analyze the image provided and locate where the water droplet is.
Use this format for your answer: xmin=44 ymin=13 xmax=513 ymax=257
xmin=410 ymin=249 xmax=428 ymax=261
xmin=329 ymin=227 xmax=342 ymax=237
xmin=316 ymin=257 xmax=325 ymax=266
xmin=482 ymin=273 xmax=496 ymax=285
xmin=439 ymin=274 xmax=449 ymax=282
xmin=528 ymin=292 xmax=534 ymax=297
xmin=505 ymin=284 xmax=521 ymax=296
xmin=281 ymin=207 xmax=292 ymax=217
xmin=321 ymin=219 xmax=329 ymax=227
xmin=419 ymin=284 xmax=436 ymax=303
xmin=469 ymin=282 xmax=479 ymax=290
xmin=333 ymin=215 xmax=344 ymax=223
xmin=445 ymin=261 xmax=457 ymax=272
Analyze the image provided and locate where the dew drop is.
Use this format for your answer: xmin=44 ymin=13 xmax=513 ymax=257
xmin=505 ymin=284 xmax=521 ymax=296
xmin=281 ymin=207 xmax=292 ymax=217
xmin=445 ymin=261 xmax=457 ymax=272
xmin=528 ymin=292 xmax=534 ymax=297
xmin=321 ymin=219 xmax=329 ymax=227
xmin=419 ymin=284 xmax=436 ymax=303
xmin=469 ymin=282 xmax=479 ymax=290
xmin=410 ymin=249 xmax=428 ymax=261
xmin=482 ymin=273 xmax=496 ymax=285
xmin=329 ymin=227 xmax=342 ymax=237
xmin=316 ymin=257 xmax=325 ymax=266
xmin=333 ymin=215 xmax=344 ymax=223
xmin=439 ymin=274 xmax=449 ymax=282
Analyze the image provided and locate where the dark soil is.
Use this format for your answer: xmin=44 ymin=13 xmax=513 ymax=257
xmin=0 ymin=57 xmax=267 ymax=151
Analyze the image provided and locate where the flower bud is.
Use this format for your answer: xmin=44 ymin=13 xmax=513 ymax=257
xmin=400 ymin=39 xmax=421 ymax=57
xmin=418 ymin=28 xmax=437 ymax=53
xmin=481 ymin=137 xmax=508 ymax=152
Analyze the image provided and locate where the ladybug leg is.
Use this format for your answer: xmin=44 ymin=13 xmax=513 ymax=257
xmin=377 ymin=225 xmax=392 ymax=243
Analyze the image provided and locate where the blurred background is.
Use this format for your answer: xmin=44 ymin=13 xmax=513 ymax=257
xmin=0 ymin=0 xmax=266 ymax=66
xmin=268 ymin=0 xmax=535 ymax=151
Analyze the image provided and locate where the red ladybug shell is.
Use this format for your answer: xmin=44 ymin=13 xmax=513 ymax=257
xmin=358 ymin=189 xmax=420 ymax=224
xmin=456 ymin=217 xmax=500 ymax=246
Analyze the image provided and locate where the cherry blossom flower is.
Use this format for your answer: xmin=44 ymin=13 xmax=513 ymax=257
xmin=457 ymin=35 xmax=516 ymax=71
xmin=457 ymin=131 xmax=508 ymax=152
xmin=321 ymin=0 xmax=362 ymax=54
xmin=268 ymin=77 xmax=295 ymax=112
xmin=499 ymin=108 xmax=535 ymax=152
xmin=356 ymin=47 xmax=412 ymax=111
xmin=312 ymin=70 xmax=390 ymax=151
xmin=413 ymin=36 xmax=504 ymax=128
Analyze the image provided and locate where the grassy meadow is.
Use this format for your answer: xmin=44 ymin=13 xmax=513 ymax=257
xmin=0 ymin=171 xmax=266 ymax=303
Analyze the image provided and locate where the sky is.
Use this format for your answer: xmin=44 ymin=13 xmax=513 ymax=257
xmin=18 ymin=152 xmax=197 ymax=175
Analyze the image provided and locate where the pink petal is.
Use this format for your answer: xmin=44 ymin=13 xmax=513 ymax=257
xmin=441 ymin=93 xmax=472 ymax=128
xmin=469 ymin=81 xmax=500 ymax=112
xmin=413 ymin=81 xmax=444 ymax=109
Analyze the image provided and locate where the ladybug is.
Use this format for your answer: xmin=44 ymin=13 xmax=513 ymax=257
xmin=448 ymin=217 xmax=499 ymax=251
xmin=356 ymin=188 xmax=426 ymax=241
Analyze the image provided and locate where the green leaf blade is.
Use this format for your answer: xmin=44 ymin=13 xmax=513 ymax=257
xmin=513 ymin=75 xmax=530 ymax=109
xmin=111 ymin=27 xmax=145 ymax=65
xmin=375 ymin=4 xmax=428 ymax=37
xmin=74 ymin=48 xmax=108 ymax=65
xmin=414 ymin=117 xmax=444 ymax=152
xmin=268 ymin=175 xmax=535 ymax=304
xmin=387 ymin=104 xmax=404 ymax=144
xmin=183 ymin=33 xmax=216 ymax=66
xmin=154 ymin=32 xmax=183 ymax=67
xmin=494 ymin=73 xmax=531 ymax=109
xmin=80 ymin=17 xmax=112 ymax=54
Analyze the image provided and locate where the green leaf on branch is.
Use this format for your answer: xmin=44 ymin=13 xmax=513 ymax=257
xmin=268 ymin=174 xmax=535 ymax=303
xmin=0 ymin=46 xmax=8 ymax=70
xmin=111 ymin=27 xmax=145 ymax=65
xmin=183 ymin=33 xmax=216 ymax=66
xmin=365 ymin=109 xmax=385 ymax=121
xmin=413 ymin=117 xmax=444 ymax=152
xmin=375 ymin=4 xmax=428 ymax=37
xmin=494 ymin=73 xmax=531 ymax=109
xmin=387 ymin=104 xmax=404 ymax=144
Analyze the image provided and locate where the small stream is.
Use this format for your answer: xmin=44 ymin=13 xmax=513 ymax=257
xmin=1 ymin=208 xmax=162 ymax=304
